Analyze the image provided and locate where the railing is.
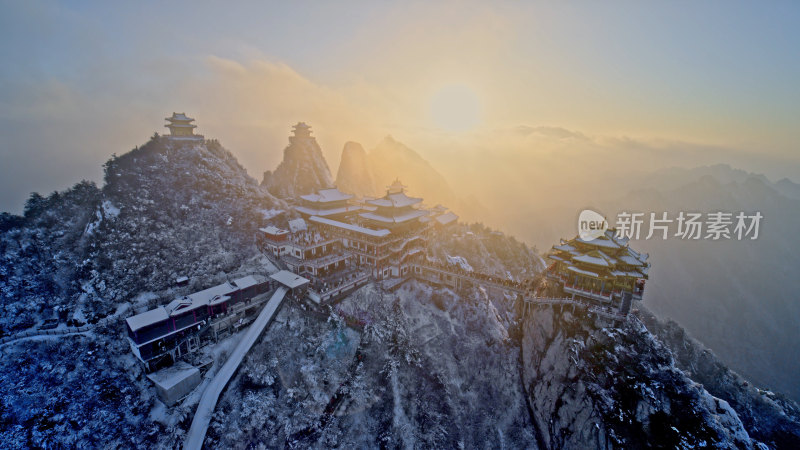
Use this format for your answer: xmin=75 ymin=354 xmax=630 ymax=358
xmin=281 ymin=252 xmax=350 ymax=269
xmin=563 ymin=284 xmax=614 ymax=302
xmin=522 ymin=296 xmax=625 ymax=320
xmin=412 ymin=261 xmax=527 ymax=294
xmin=308 ymin=272 xmax=371 ymax=304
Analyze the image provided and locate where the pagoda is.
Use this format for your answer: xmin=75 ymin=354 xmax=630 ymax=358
xmin=546 ymin=229 xmax=649 ymax=314
xmin=165 ymin=112 xmax=203 ymax=140
xmin=359 ymin=179 xmax=428 ymax=231
xmin=289 ymin=122 xmax=313 ymax=143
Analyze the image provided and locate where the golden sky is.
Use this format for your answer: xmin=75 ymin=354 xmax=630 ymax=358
xmin=1 ymin=1 xmax=799 ymax=212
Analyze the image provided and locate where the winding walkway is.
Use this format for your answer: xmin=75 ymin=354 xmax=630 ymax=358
xmin=184 ymin=286 xmax=289 ymax=450
xmin=412 ymin=261 xmax=625 ymax=320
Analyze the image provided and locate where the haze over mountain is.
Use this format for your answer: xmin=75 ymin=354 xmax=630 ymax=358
xmin=403 ymin=128 xmax=800 ymax=403
xmin=336 ymin=135 xmax=484 ymax=219
xmin=603 ymin=167 xmax=800 ymax=403
xmin=416 ymin=128 xmax=800 ymax=403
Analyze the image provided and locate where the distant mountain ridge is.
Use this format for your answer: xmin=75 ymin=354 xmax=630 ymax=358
xmin=601 ymin=164 xmax=800 ymax=403
xmin=336 ymin=136 xmax=479 ymax=217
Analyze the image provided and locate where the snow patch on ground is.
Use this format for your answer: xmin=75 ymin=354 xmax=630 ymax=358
xmin=259 ymin=208 xmax=284 ymax=220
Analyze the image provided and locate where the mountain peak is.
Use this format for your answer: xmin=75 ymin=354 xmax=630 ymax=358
xmin=262 ymin=122 xmax=333 ymax=198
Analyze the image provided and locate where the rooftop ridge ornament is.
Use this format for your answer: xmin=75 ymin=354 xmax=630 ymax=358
xmin=387 ymin=178 xmax=406 ymax=194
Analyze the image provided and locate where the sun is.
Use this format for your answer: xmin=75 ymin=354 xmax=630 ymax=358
xmin=429 ymin=83 xmax=481 ymax=132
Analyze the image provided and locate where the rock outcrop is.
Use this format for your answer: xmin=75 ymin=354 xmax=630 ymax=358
xmin=521 ymin=306 xmax=759 ymax=448
xmin=262 ymin=122 xmax=333 ymax=198
xmin=638 ymin=307 xmax=800 ymax=448
xmin=335 ymin=141 xmax=374 ymax=196
xmin=335 ymin=136 xmax=463 ymax=210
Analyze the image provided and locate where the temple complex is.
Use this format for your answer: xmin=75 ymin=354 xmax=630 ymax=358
xmin=259 ymin=181 xmax=457 ymax=283
xmin=165 ymin=112 xmax=203 ymax=140
xmin=545 ymin=229 xmax=649 ymax=314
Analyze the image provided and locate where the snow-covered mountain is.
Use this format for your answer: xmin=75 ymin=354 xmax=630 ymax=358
xmin=262 ymin=123 xmax=334 ymax=198
xmin=1 ymin=132 xmax=798 ymax=448
xmin=0 ymin=134 xmax=283 ymax=447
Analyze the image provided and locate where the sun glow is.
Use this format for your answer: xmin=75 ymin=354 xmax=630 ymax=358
xmin=429 ymin=83 xmax=482 ymax=132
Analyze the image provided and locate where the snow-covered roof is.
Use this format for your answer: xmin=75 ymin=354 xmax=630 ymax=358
xmin=567 ymin=265 xmax=600 ymax=278
xmin=233 ymin=275 xmax=260 ymax=290
xmin=299 ymin=188 xmax=353 ymax=203
xmin=165 ymin=297 xmax=193 ymax=315
xmin=128 ymin=276 xmax=267 ymax=331
xmin=576 ymin=235 xmax=621 ymax=249
xmin=360 ymin=209 xmax=428 ymax=224
xmin=308 ymin=215 xmax=390 ymax=237
xmin=126 ymin=307 xmax=169 ymax=332
xmin=270 ymin=270 xmax=310 ymax=289
xmin=602 ymin=229 xmax=629 ymax=245
xmin=573 ymin=254 xmax=611 ymax=267
xmin=294 ymin=205 xmax=361 ymax=217
xmin=208 ymin=295 xmax=230 ymax=306
xmin=166 ymin=112 xmax=195 ymax=122
xmin=185 ymin=282 xmax=237 ymax=308
xmin=435 ymin=211 xmax=458 ymax=225
xmin=260 ymin=226 xmax=289 ymax=236
xmin=288 ymin=218 xmax=307 ymax=233
xmin=619 ymin=255 xmax=644 ymax=266
xmin=147 ymin=361 xmax=199 ymax=391
xmin=367 ymin=192 xmax=422 ymax=208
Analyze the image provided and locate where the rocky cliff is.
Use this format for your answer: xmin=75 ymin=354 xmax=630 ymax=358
xmin=638 ymin=307 xmax=800 ymax=448
xmin=520 ymin=303 xmax=797 ymax=448
xmin=262 ymin=123 xmax=333 ymax=198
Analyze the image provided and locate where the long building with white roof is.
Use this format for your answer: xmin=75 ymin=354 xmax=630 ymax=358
xmin=125 ymin=275 xmax=270 ymax=371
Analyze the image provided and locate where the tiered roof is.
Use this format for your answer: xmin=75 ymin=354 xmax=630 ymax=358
xmin=165 ymin=112 xmax=197 ymax=130
xmin=366 ymin=192 xmax=423 ymax=208
xmin=291 ymin=122 xmax=312 ymax=139
xmin=296 ymin=187 xmax=361 ymax=218
xmin=359 ymin=179 xmax=428 ymax=226
xmin=165 ymin=112 xmax=202 ymax=139
xmin=548 ymin=229 xmax=649 ymax=282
